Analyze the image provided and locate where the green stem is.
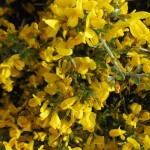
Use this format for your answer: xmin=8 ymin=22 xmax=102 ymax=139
xmin=99 ymin=34 xmax=125 ymax=80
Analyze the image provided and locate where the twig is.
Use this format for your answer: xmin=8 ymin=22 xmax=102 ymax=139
xmin=68 ymin=56 xmax=77 ymax=71
xmin=139 ymin=47 xmax=150 ymax=52
xmin=99 ymin=34 xmax=125 ymax=80
xmin=125 ymin=72 xmax=149 ymax=77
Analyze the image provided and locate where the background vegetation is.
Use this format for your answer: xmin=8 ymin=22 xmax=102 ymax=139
xmin=0 ymin=0 xmax=150 ymax=149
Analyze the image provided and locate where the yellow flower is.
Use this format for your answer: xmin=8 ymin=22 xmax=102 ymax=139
xmin=127 ymin=137 xmax=140 ymax=150
xmin=40 ymin=47 xmax=54 ymax=62
xmin=43 ymin=18 xmax=62 ymax=32
xmin=130 ymin=103 xmax=142 ymax=115
xmin=44 ymin=82 xmax=58 ymax=95
xmin=50 ymin=3 xmax=66 ymax=18
xmin=103 ymin=20 xmax=127 ymax=41
xmin=9 ymin=127 xmax=22 ymax=139
xmin=25 ymin=140 xmax=34 ymax=150
xmin=91 ymin=80 xmax=114 ymax=104
xmin=60 ymin=96 xmax=78 ymax=110
xmin=28 ymin=94 xmax=43 ymax=107
xmin=89 ymin=96 xmax=104 ymax=110
xmin=119 ymin=2 xmax=128 ymax=15
xmin=68 ymin=146 xmax=82 ymax=150
xmin=122 ymin=142 xmax=133 ymax=150
xmin=64 ymin=8 xmax=79 ymax=27
xmin=10 ymin=54 xmax=25 ymax=70
xmin=54 ymin=0 xmax=76 ymax=8
xmin=59 ymin=119 xmax=72 ymax=134
xmin=40 ymin=100 xmax=49 ymax=113
xmin=109 ymin=127 xmax=126 ymax=140
xmin=0 ymin=120 xmax=6 ymax=128
xmin=57 ymin=76 xmax=74 ymax=97
xmin=66 ymin=33 xmax=85 ymax=48
xmin=75 ymin=0 xmax=84 ymax=19
xmin=10 ymin=67 xmax=22 ymax=78
xmin=2 ymin=78 xmax=14 ymax=92
xmin=130 ymin=19 xmax=149 ymax=40
xmin=39 ymin=108 xmax=51 ymax=120
xmin=0 ymin=7 xmax=4 ymax=16
xmin=17 ymin=116 xmax=31 ymax=131
xmin=123 ymin=113 xmax=138 ymax=128
xmin=43 ymin=72 xmax=59 ymax=83
xmin=144 ymin=126 xmax=150 ymax=137
xmin=79 ymin=110 xmax=96 ymax=132
xmin=8 ymin=103 xmax=21 ymax=115
xmin=86 ymin=8 xmax=105 ymax=29
xmin=0 ymin=63 xmax=11 ymax=83
xmin=56 ymin=59 xmax=71 ymax=79
xmin=0 ymin=18 xmax=16 ymax=33
xmin=103 ymin=141 xmax=118 ymax=150
xmin=38 ymin=145 xmax=45 ymax=150
xmin=33 ymin=132 xmax=47 ymax=142
xmin=3 ymin=141 xmax=12 ymax=150
xmin=139 ymin=111 xmax=150 ymax=121
xmin=49 ymin=112 xmax=61 ymax=129
xmin=39 ymin=21 xmax=58 ymax=40
xmin=71 ymin=101 xmax=85 ymax=119
xmin=143 ymin=135 xmax=150 ymax=150
xmin=143 ymin=62 xmax=150 ymax=73
xmin=51 ymin=37 xmax=73 ymax=56
xmin=84 ymin=28 xmax=99 ymax=47
xmin=74 ymin=57 xmax=96 ymax=75
xmin=92 ymin=135 xmax=105 ymax=149
xmin=48 ymin=130 xmax=60 ymax=147
xmin=17 ymin=142 xmax=28 ymax=149
xmin=128 ymin=11 xmax=150 ymax=23
xmin=127 ymin=51 xmax=141 ymax=66
xmin=9 ymin=137 xmax=18 ymax=148
xmin=19 ymin=22 xmax=40 ymax=47
xmin=0 ymin=29 xmax=7 ymax=43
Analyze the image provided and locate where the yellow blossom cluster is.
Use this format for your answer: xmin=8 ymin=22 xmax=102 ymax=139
xmin=0 ymin=0 xmax=150 ymax=149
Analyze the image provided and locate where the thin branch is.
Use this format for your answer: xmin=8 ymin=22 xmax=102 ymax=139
xmin=125 ymin=72 xmax=149 ymax=77
xmin=68 ymin=56 xmax=77 ymax=71
xmin=139 ymin=47 xmax=150 ymax=52
xmin=99 ymin=34 xmax=125 ymax=80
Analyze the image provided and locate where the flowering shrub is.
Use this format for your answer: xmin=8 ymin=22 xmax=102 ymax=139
xmin=0 ymin=0 xmax=150 ymax=149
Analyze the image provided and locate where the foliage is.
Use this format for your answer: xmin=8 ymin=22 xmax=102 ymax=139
xmin=0 ymin=0 xmax=150 ymax=149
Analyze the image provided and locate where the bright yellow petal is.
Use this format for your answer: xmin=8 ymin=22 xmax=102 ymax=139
xmin=56 ymin=47 xmax=72 ymax=56
xmin=84 ymin=28 xmax=95 ymax=38
xmin=129 ymin=11 xmax=150 ymax=21
xmin=119 ymin=2 xmax=128 ymax=15
xmin=127 ymin=137 xmax=140 ymax=150
xmin=49 ymin=112 xmax=61 ymax=129
xmin=54 ymin=0 xmax=76 ymax=8
xmin=143 ymin=63 xmax=150 ymax=73
xmin=43 ymin=73 xmax=59 ymax=83
xmin=90 ymin=18 xmax=106 ymax=29
xmin=60 ymin=96 xmax=78 ymax=110
xmin=83 ymin=1 xmax=98 ymax=11
xmin=43 ymin=19 xmax=61 ymax=30
xmin=40 ymin=108 xmax=51 ymax=120
xmin=130 ymin=20 xmax=149 ymax=39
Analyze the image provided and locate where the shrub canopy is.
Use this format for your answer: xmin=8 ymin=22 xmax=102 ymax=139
xmin=0 ymin=0 xmax=150 ymax=149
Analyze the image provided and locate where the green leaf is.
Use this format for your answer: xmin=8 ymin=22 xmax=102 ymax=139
xmin=111 ymin=66 xmax=118 ymax=74
xmin=116 ymin=75 xmax=123 ymax=80
xmin=134 ymin=65 xmax=142 ymax=73
xmin=112 ymin=8 xmax=121 ymax=16
xmin=131 ymin=76 xmax=140 ymax=86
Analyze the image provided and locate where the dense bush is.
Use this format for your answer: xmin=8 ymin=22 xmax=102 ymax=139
xmin=0 ymin=0 xmax=150 ymax=149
